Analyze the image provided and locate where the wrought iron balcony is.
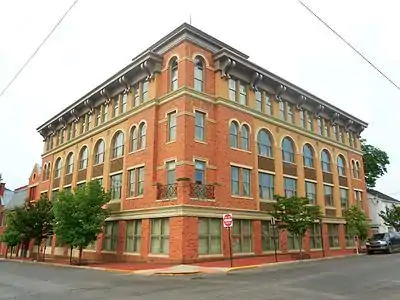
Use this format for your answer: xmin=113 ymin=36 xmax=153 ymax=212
xmin=189 ymin=183 xmax=215 ymax=199
xmin=157 ymin=184 xmax=177 ymax=200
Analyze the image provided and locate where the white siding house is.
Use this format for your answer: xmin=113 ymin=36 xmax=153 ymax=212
xmin=368 ymin=189 xmax=400 ymax=234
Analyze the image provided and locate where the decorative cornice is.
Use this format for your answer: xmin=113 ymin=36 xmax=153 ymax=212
xmin=47 ymin=124 xmax=55 ymax=135
xmin=58 ymin=117 xmax=66 ymax=129
xmin=140 ymin=61 xmax=155 ymax=81
xmin=296 ymin=95 xmax=307 ymax=111
xmin=250 ymin=72 xmax=263 ymax=91
xmin=345 ymin=119 xmax=354 ymax=131
xmin=70 ymin=109 xmax=79 ymax=123
xmin=220 ymin=58 xmax=236 ymax=79
xmin=100 ymin=88 xmax=111 ymax=106
xmin=357 ymin=126 xmax=365 ymax=138
xmin=118 ymin=75 xmax=131 ymax=93
xmin=84 ymin=99 xmax=94 ymax=115
xmin=275 ymin=84 xmax=286 ymax=102
xmin=331 ymin=112 xmax=340 ymax=125
xmin=315 ymin=104 xmax=325 ymax=118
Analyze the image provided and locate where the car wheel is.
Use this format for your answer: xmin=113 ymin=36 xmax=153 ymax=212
xmin=367 ymin=250 xmax=374 ymax=255
xmin=387 ymin=245 xmax=393 ymax=254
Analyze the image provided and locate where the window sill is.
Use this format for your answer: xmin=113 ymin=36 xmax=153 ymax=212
xmin=309 ymin=248 xmax=323 ymax=252
xmin=231 ymin=147 xmax=251 ymax=154
xmin=194 ymin=139 xmax=207 ymax=145
xmin=78 ymin=168 xmax=88 ymax=172
xmin=93 ymin=163 xmax=104 ymax=167
xmin=325 ymin=206 xmax=336 ymax=210
xmin=257 ymin=155 xmax=274 ymax=159
xmin=126 ymin=195 xmax=144 ymax=200
xmin=148 ymin=254 xmax=169 ymax=258
xmin=109 ymin=199 xmax=121 ymax=204
xmin=260 ymin=199 xmax=276 ymax=203
xmin=123 ymin=252 xmax=141 ymax=256
xmin=190 ymin=198 xmax=215 ymax=202
xmin=110 ymin=157 xmax=124 ymax=161
xmin=198 ymin=254 xmax=224 ymax=258
xmin=129 ymin=148 xmax=145 ymax=155
xmin=329 ymin=247 xmax=341 ymax=250
xmin=233 ymin=252 xmax=254 ymax=257
xmin=165 ymin=140 xmax=176 ymax=145
xmin=231 ymin=195 xmax=253 ymax=200
xmin=262 ymin=250 xmax=282 ymax=254
xmin=287 ymin=249 xmax=302 ymax=253
xmin=83 ymin=249 xmax=96 ymax=253
xmin=156 ymin=198 xmax=177 ymax=202
xmin=101 ymin=250 xmax=117 ymax=254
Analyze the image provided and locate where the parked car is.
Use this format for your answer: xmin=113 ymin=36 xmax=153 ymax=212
xmin=366 ymin=232 xmax=400 ymax=254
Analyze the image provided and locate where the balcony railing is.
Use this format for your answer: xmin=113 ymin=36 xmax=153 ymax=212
xmin=189 ymin=183 xmax=215 ymax=199
xmin=157 ymin=184 xmax=177 ymax=200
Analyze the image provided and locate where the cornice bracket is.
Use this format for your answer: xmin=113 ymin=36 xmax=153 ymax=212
xmin=345 ymin=119 xmax=354 ymax=131
xmin=70 ymin=109 xmax=79 ymax=123
xmin=331 ymin=112 xmax=340 ymax=124
xmin=58 ymin=117 xmax=67 ymax=129
xmin=296 ymin=95 xmax=307 ymax=110
xmin=118 ymin=75 xmax=131 ymax=94
xmin=47 ymin=124 xmax=55 ymax=136
xmin=140 ymin=60 xmax=155 ymax=81
xmin=315 ymin=104 xmax=325 ymax=118
xmin=84 ymin=99 xmax=94 ymax=115
xmin=275 ymin=84 xmax=287 ymax=102
xmin=221 ymin=58 xmax=236 ymax=79
xmin=250 ymin=72 xmax=263 ymax=91
xmin=100 ymin=88 xmax=111 ymax=106
xmin=357 ymin=126 xmax=366 ymax=138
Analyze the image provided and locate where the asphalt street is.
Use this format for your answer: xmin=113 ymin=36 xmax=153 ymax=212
xmin=1 ymin=254 xmax=400 ymax=299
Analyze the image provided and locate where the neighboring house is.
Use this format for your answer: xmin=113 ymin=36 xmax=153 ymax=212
xmin=2 ymin=188 xmax=14 ymax=207
xmin=368 ymin=189 xmax=400 ymax=234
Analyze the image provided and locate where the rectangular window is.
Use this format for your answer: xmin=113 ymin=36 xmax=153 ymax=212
xmin=231 ymin=166 xmax=251 ymax=196
xmin=166 ymin=161 xmax=176 ymax=186
xmin=229 ymin=79 xmax=236 ymax=101
xmin=121 ymin=93 xmax=127 ymax=113
xmin=300 ymin=110 xmax=306 ymax=128
xmin=345 ymin=225 xmax=353 ymax=247
xmin=60 ymin=129 xmax=65 ymax=144
xmin=95 ymin=108 xmax=101 ymax=127
xmin=113 ymin=96 xmax=119 ymax=117
xmin=259 ymin=172 xmax=274 ymax=200
xmin=340 ymin=188 xmax=348 ymax=210
xmin=232 ymin=220 xmax=252 ymax=253
xmin=110 ymin=173 xmax=122 ymax=200
xmin=239 ymin=82 xmax=247 ymax=105
xmin=242 ymin=168 xmax=251 ymax=196
xmin=128 ymin=167 xmax=144 ymax=197
xmin=198 ymin=218 xmax=222 ymax=255
xmin=324 ymin=184 xmax=334 ymax=207
xmin=287 ymin=103 xmax=294 ymax=123
xmin=261 ymin=221 xmax=279 ymax=251
xmin=354 ymin=190 xmax=363 ymax=208
xmin=307 ymin=112 xmax=313 ymax=131
xmin=125 ymin=220 xmax=141 ymax=253
xmin=103 ymin=221 xmax=118 ymax=251
xmin=150 ymin=218 xmax=170 ymax=254
xmin=324 ymin=122 xmax=329 ymax=137
xmin=287 ymin=232 xmax=300 ymax=250
xmin=167 ymin=111 xmax=177 ymax=142
xmin=333 ymin=125 xmax=338 ymax=140
xmin=284 ymin=177 xmax=297 ymax=197
xmin=317 ymin=118 xmax=323 ymax=135
xmin=231 ymin=166 xmax=239 ymax=195
xmin=102 ymin=104 xmax=108 ymax=123
xmin=279 ymin=101 xmax=285 ymax=119
xmin=265 ymin=93 xmax=272 ymax=115
xmin=305 ymin=181 xmax=317 ymax=204
xmin=309 ymin=224 xmax=322 ymax=249
xmin=86 ymin=114 xmax=91 ymax=132
xmin=255 ymin=91 xmax=262 ymax=111
xmin=194 ymin=111 xmax=205 ymax=141
xmin=328 ymin=224 xmax=340 ymax=248
xmin=142 ymin=80 xmax=149 ymax=101
xmin=134 ymin=83 xmax=140 ymax=107
xmin=194 ymin=160 xmax=206 ymax=184
xmin=339 ymin=127 xmax=344 ymax=143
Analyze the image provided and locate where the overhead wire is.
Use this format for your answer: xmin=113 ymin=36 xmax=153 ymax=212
xmin=0 ymin=0 xmax=80 ymax=99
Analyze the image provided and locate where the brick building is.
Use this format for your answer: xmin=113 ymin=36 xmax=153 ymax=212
xmin=32 ymin=23 xmax=368 ymax=264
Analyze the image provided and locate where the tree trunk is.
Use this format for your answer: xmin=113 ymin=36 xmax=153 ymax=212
xmin=298 ymin=235 xmax=303 ymax=260
xmin=78 ymin=245 xmax=83 ymax=265
xmin=10 ymin=246 xmax=13 ymax=258
xmin=43 ymin=244 xmax=47 ymax=262
xmin=36 ymin=242 xmax=41 ymax=261
xmin=5 ymin=246 xmax=8 ymax=259
xmin=69 ymin=246 xmax=73 ymax=265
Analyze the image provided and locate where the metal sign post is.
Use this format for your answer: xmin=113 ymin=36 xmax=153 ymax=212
xmin=271 ymin=217 xmax=278 ymax=262
xmin=223 ymin=213 xmax=233 ymax=268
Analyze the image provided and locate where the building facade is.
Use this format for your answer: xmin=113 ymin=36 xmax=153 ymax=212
xmin=32 ymin=23 xmax=368 ymax=264
xmin=368 ymin=189 xmax=399 ymax=234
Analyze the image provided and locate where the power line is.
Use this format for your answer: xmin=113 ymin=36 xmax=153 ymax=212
xmin=296 ymin=0 xmax=400 ymax=92
xmin=0 ymin=0 xmax=80 ymax=99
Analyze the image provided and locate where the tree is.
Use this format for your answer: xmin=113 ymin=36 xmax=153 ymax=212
xmin=0 ymin=211 xmax=22 ymax=258
xmin=361 ymin=139 xmax=390 ymax=188
xmin=344 ymin=205 xmax=369 ymax=250
xmin=378 ymin=204 xmax=400 ymax=232
xmin=53 ymin=181 xmax=110 ymax=264
xmin=271 ymin=195 xmax=321 ymax=258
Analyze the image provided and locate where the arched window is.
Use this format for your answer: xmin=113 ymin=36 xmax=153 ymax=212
xmin=130 ymin=126 xmax=138 ymax=152
xmin=303 ymin=144 xmax=314 ymax=168
xmin=94 ymin=139 xmax=105 ymax=164
xmin=230 ymin=121 xmax=239 ymax=148
xmin=257 ymin=129 xmax=273 ymax=157
xmin=42 ymin=164 xmax=47 ymax=181
xmin=79 ymin=146 xmax=88 ymax=170
xmin=54 ymin=158 xmax=62 ymax=178
xmin=112 ymin=131 xmax=124 ymax=159
xmin=282 ymin=137 xmax=295 ymax=163
xmin=337 ymin=155 xmax=346 ymax=176
xmin=170 ymin=57 xmax=178 ymax=91
xmin=46 ymin=163 xmax=51 ymax=180
xmin=66 ymin=153 xmax=74 ymax=174
xmin=321 ymin=149 xmax=331 ymax=173
xmin=241 ymin=124 xmax=249 ymax=151
xmin=138 ymin=123 xmax=146 ymax=149
xmin=194 ymin=56 xmax=204 ymax=92
xmin=355 ymin=161 xmax=361 ymax=179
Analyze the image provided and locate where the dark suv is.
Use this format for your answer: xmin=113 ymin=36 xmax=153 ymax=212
xmin=366 ymin=232 xmax=400 ymax=254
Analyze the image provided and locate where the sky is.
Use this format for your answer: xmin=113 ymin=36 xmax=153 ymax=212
xmin=0 ymin=0 xmax=399 ymax=196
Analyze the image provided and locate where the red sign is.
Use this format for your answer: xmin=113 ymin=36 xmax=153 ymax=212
xmin=223 ymin=213 xmax=233 ymax=228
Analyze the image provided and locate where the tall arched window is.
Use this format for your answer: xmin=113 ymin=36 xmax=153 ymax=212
xmin=337 ymin=155 xmax=346 ymax=176
xmin=66 ymin=153 xmax=74 ymax=174
xmin=303 ymin=144 xmax=314 ymax=168
xmin=282 ymin=137 xmax=295 ymax=163
xmin=355 ymin=161 xmax=361 ymax=179
xmin=94 ymin=139 xmax=105 ymax=165
xmin=138 ymin=123 xmax=146 ymax=149
xmin=194 ymin=56 xmax=204 ymax=92
xmin=130 ymin=126 xmax=138 ymax=152
xmin=79 ymin=146 xmax=88 ymax=170
xmin=230 ymin=121 xmax=239 ymax=148
xmin=170 ymin=57 xmax=178 ymax=91
xmin=257 ymin=129 xmax=273 ymax=157
xmin=46 ymin=163 xmax=51 ymax=180
xmin=42 ymin=164 xmax=47 ymax=181
xmin=54 ymin=158 xmax=62 ymax=178
xmin=112 ymin=131 xmax=124 ymax=159
xmin=321 ymin=149 xmax=331 ymax=173
xmin=241 ymin=124 xmax=249 ymax=151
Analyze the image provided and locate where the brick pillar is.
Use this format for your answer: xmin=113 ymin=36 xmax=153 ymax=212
xmin=117 ymin=221 xmax=126 ymax=257
xmin=322 ymin=223 xmax=329 ymax=255
xmin=338 ymin=224 xmax=346 ymax=249
xmin=253 ymin=220 xmax=262 ymax=255
xmin=141 ymin=219 xmax=150 ymax=259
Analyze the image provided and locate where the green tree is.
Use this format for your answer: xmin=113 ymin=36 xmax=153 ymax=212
xmin=344 ymin=205 xmax=369 ymax=250
xmin=378 ymin=204 xmax=400 ymax=232
xmin=361 ymin=139 xmax=390 ymax=188
xmin=53 ymin=181 xmax=110 ymax=264
xmin=271 ymin=195 xmax=321 ymax=258
xmin=0 ymin=211 xmax=22 ymax=258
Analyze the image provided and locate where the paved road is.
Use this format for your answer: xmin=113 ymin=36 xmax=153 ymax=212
xmin=1 ymin=254 xmax=400 ymax=299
